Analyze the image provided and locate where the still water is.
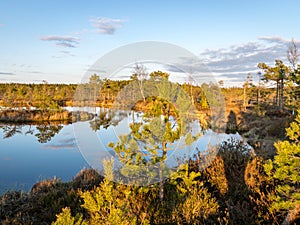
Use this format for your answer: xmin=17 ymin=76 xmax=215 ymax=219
xmin=0 ymin=107 xmax=242 ymax=194
xmin=0 ymin=122 xmax=89 ymax=194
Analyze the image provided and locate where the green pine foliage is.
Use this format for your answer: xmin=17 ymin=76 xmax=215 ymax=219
xmin=51 ymin=162 xmax=220 ymax=225
xmin=264 ymin=110 xmax=300 ymax=216
xmin=52 ymin=207 xmax=87 ymax=225
xmin=3 ymin=135 xmax=299 ymax=224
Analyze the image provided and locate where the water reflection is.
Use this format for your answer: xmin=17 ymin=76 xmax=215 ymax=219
xmin=0 ymin=123 xmax=63 ymax=143
xmin=0 ymin=108 xmax=123 ymax=143
xmin=0 ymin=124 xmax=22 ymax=139
xmin=107 ymin=109 xmax=201 ymax=185
xmin=0 ymin=120 xmax=88 ymax=194
xmin=35 ymin=124 xmax=63 ymax=143
xmin=73 ymin=104 xmax=205 ymax=186
xmin=0 ymin=107 xmax=245 ymax=193
xmin=74 ymin=107 xmax=245 ymax=185
xmin=89 ymin=109 xmax=126 ymax=131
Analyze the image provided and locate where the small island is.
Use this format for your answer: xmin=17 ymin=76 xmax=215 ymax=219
xmin=0 ymin=109 xmax=95 ymax=123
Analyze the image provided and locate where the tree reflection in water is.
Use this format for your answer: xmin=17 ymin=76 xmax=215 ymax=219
xmin=35 ymin=124 xmax=63 ymax=143
xmin=89 ymin=109 xmax=127 ymax=132
xmin=0 ymin=108 xmax=128 ymax=143
xmin=0 ymin=122 xmax=63 ymax=143
xmin=0 ymin=124 xmax=22 ymax=139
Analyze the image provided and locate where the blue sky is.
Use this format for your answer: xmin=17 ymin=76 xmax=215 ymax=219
xmin=0 ymin=0 xmax=299 ymax=86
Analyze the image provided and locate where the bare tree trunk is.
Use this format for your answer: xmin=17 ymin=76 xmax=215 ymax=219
xmin=139 ymin=79 xmax=146 ymax=103
xmin=243 ymin=85 xmax=247 ymax=110
xmin=133 ymin=63 xmax=147 ymax=103
xmin=190 ymin=84 xmax=194 ymax=104
xmin=159 ymin=165 xmax=164 ymax=201
xmin=276 ymin=80 xmax=279 ymax=108
xmin=279 ymin=78 xmax=284 ymax=110
xmin=287 ymin=39 xmax=298 ymax=69
xmin=159 ymin=141 xmax=167 ymax=201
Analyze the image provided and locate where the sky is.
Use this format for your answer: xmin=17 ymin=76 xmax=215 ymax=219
xmin=0 ymin=0 xmax=300 ymax=86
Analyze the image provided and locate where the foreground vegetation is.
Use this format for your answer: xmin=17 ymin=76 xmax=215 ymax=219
xmin=0 ymin=112 xmax=299 ymax=224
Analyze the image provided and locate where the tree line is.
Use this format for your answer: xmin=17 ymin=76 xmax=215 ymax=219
xmin=0 ymin=74 xmax=212 ymax=111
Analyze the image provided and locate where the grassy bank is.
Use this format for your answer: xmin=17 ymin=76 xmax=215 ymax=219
xmin=0 ymin=109 xmax=95 ymax=123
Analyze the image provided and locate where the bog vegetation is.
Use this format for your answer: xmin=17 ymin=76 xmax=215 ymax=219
xmin=0 ymin=40 xmax=300 ymax=224
xmin=0 ymin=115 xmax=299 ymax=224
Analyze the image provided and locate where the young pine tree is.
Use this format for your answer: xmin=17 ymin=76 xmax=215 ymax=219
xmin=264 ymin=110 xmax=300 ymax=224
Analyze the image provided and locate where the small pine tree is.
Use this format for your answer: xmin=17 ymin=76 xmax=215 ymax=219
xmin=264 ymin=110 xmax=300 ymax=224
xmin=52 ymin=207 xmax=87 ymax=225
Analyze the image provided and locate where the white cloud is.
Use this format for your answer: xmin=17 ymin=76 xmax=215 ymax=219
xmin=0 ymin=72 xmax=14 ymax=75
xmin=198 ymin=37 xmax=300 ymax=84
xmin=21 ymin=70 xmax=44 ymax=74
xmin=43 ymin=137 xmax=76 ymax=150
xmin=56 ymin=42 xmax=76 ymax=48
xmin=40 ymin=35 xmax=79 ymax=48
xmin=164 ymin=36 xmax=299 ymax=86
xmin=258 ymin=36 xmax=292 ymax=44
xmin=43 ymin=144 xmax=76 ymax=150
xmin=90 ymin=17 xmax=126 ymax=34
xmin=60 ymin=50 xmax=75 ymax=57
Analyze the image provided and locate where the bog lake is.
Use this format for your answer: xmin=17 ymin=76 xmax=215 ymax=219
xmin=0 ymin=107 xmax=243 ymax=194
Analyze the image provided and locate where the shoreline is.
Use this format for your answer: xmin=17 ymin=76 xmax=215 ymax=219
xmin=0 ymin=109 xmax=95 ymax=123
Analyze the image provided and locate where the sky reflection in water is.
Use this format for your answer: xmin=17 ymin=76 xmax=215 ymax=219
xmin=0 ymin=108 xmax=243 ymax=194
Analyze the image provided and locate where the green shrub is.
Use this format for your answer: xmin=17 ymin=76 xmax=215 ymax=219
xmin=264 ymin=110 xmax=300 ymax=223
